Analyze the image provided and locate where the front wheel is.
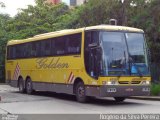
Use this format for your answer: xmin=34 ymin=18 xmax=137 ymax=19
xmin=114 ymin=97 xmax=126 ymax=102
xmin=75 ymin=82 xmax=88 ymax=103
xmin=26 ymin=78 xmax=33 ymax=94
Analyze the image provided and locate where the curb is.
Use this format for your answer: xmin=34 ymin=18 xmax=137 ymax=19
xmin=129 ymin=96 xmax=160 ymax=101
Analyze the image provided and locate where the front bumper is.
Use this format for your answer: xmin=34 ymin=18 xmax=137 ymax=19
xmin=85 ymin=85 xmax=150 ymax=97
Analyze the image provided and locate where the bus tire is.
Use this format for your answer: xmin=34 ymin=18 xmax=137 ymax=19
xmin=75 ymin=82 xmax=88 ymax=103
xmin=114 ymin=97 xmax=126 ymax=102
xmin=26 ymin=78 xmax=33 ymax=94
xmin=18 ymin=78 xmax=25 ymax=93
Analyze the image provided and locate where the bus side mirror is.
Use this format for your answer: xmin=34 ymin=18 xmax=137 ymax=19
xmin=88 ymin=43 xmax=100 ymax=49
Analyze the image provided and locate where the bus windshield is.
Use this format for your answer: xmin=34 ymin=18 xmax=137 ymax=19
xmin=100 ymin=31 xmax=149 ymax=76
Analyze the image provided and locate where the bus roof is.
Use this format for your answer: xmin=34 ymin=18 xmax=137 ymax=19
xmin=7 ymin=25 xmax=144 ymax=46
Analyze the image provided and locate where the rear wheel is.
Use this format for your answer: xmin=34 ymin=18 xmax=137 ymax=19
xmin=114 ymin=97 xmax=126 ymax=102
xmin=18 ymin=78 xmax=25 ymax=93
xmin=26 ymin=78 xmax=33 ymax=94
xmin=75 ymin=82 xmax=88 ymax=103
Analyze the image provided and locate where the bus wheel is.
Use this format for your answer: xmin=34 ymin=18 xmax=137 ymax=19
xmin=26 ymin=78 xmax=33 ymax=94
xmin=114 ymin=97 xmax=126 ymax=102
xmin=75 ymin=82 xmax=87 ymax=103
xmin=18 ymin=78 xmax=25 ymax=93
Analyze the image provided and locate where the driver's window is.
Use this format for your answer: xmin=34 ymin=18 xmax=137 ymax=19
xmin=84 ymin=31 xmax=101 ymax=79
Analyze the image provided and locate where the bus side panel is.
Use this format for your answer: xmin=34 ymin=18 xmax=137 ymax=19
xmin=10 ymin=55 xmax=86 ymax=94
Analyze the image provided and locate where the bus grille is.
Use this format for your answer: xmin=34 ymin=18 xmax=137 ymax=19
xmin=118 ymin=81 xmax=141 ymax=84
xmin=118 ymin=81 xmax=128 ymax=84
xmin=131 ymin=81 xmax=141 ymax=84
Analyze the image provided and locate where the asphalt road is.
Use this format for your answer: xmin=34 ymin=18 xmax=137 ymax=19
xmin=0 ymin=85 xmax=160 ymax=115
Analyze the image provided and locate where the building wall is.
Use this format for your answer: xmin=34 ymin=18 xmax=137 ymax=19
xmin=76 ymin=0 xmax=85 ymax=5
xmin=47 ymin=0 xmax=88 ymax=6
xmin=69 ymin=0 xmax=88 ymax=6
xmin=70 ymin=0 xmax=77 ymax=6
xmin=47 ymin=0 xmax=61 ymax=5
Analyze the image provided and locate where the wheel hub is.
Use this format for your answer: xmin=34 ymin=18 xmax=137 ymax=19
xmin=78 ymin=86 xmax=85 ymax=97
xmin=27 ymin=82 xmax=31 ymax=92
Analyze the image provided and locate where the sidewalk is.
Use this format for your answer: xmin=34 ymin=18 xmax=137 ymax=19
xmin=0 ymin=84 xmax=18 ymax=92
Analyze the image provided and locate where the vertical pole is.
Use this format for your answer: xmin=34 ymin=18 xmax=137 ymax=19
xmin=121 ymin=0 xmax=125 ymax=26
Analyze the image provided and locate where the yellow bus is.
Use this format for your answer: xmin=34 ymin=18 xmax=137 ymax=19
xmin=6 ymin=25 xmax=151 ymax=102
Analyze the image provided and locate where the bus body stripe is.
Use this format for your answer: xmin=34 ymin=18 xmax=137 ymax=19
xmin=13 ymin=63 xmax=20 ymax=80
xmin=69 ymin=73 xmax=74 ymax=84
xmin=67 ymin=72 xmax=72 ymax=83
xmin=70 ymin=75 xmax=74 ymax=84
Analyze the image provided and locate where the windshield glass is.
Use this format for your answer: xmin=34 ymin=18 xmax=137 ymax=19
xmin=126 ymin=33 xmax=145 ymax=62
xmin=100 ymin=32 xmax=129 ymax=76
xmin=100 ymin=31 xmax=149 ymax=76
xmin=126 ymin=33 xmax=149 ymax=75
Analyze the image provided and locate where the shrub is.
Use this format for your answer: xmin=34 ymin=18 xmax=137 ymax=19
xmin=151 ymin=83 xmax=160 ymax=96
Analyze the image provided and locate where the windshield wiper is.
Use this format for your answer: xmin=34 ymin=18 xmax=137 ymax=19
xmin=117 ymin=51 xmax=127 ymax=77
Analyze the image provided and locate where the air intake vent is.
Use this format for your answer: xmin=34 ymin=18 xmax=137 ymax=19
xmin=119 ymin=81 xmax=141 ymax=84
xmin=109 ymin=19 xmax=117 ymax=25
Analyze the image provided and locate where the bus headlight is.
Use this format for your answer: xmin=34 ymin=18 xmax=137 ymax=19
xmin=107 ymin=81 xmax=112 ymax=85
xmin=141 ymin=81 xmax=150 ymax=85
xmin=106 ymin=80 xmax=118 ymax=85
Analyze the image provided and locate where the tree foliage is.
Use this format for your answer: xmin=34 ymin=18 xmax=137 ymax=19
xmin=1 ymin=0 xmax=160 ymax=65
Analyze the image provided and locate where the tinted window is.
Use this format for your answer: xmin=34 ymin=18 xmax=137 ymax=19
xmin=31 ymin=42 xmax=37 ymax=57
xmin=19 ymin=45 xmax=24 ymax=58
xmin=25 ymin=43 xmax=32 ymax=58
xmin=67 ymin=33 xmax=81 ymax=54
xmin=12 ymin=46 xmax=16 ymax=59
xmin=7 ymin=47 xmax=11 ymax=59
xmin=55 ymin=37 xmax=66 ymax=55
xmin=41 ymin=39 xmax=51 ymax=56
xmin=35 ymin=41 xmax=41 ymax=57
xmin=7 ymin=33 xmax=82 ymax=59
xmin=51 ymin=39 xmax=56 ymax=55
xmin=84 ymin=31 xmax=100 ymax=78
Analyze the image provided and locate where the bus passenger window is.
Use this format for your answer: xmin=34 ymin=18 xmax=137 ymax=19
xmin=7 ymin=46 xmax=12 ymax=59
xmin=44 ymin=40 xmax=51 ymax=56
xmin=55 ymin=37 xmax=66 ymax=55
xmin=67 ymin=33 xmax=81 ymax=54
xmin=51 ymin=39 xmax=55 ymax=55
xmin=31 ymin=42 xmax=36 ymax=57
xmin=25 ymin=43 xmax=32 ymax=58
xmin=35 ymin=42 xmax=41 ymax=57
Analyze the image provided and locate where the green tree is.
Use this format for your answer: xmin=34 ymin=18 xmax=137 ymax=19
xmin=6 ymin=2 xmax=69 ymax=39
